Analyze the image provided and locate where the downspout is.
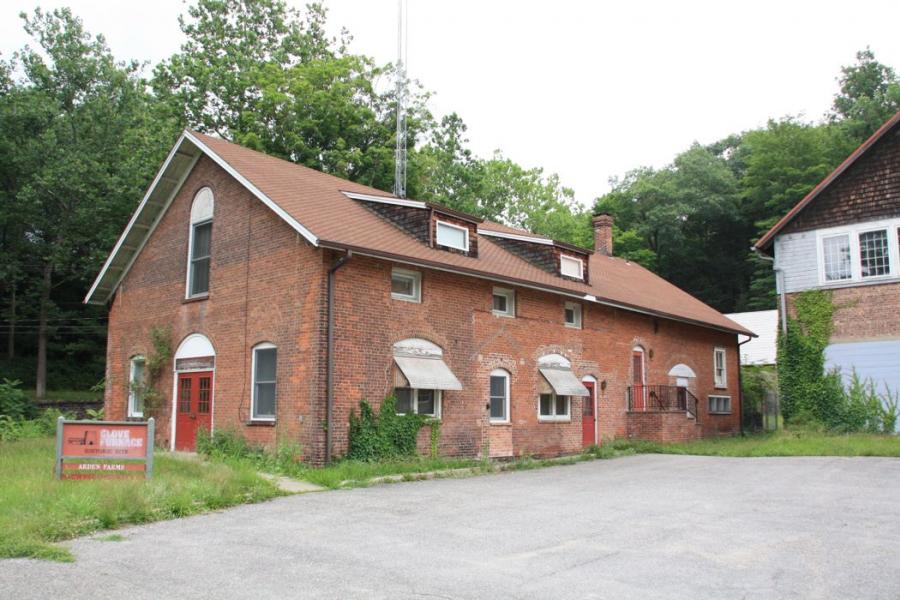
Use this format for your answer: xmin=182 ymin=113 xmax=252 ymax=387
xmin=752 ymin=247 xmax=786 ymax=334
xmin=736 ymin=334 xmax=753 ymax=436
xmin=325 ymin=250 xmax=352 ymax=464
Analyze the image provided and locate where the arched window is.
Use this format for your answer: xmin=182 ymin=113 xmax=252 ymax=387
xmin=252 ymin=343 xmax=277 ymax=421
xmin=187 ymin=187 xmax=214 ymax=298
xmin=128 ymin=356 xmax=146 ymax=418
xmin=489 ymin=369 xmax=510 ymax=423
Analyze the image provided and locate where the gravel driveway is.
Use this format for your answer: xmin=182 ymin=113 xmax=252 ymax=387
xmin=2 ymin=454 xmax=899 ymax=599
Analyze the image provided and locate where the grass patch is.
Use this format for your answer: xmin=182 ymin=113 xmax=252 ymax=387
xmin=96 ymin=534 xmax=125 ymax=542
xmin=611 ymin=429 xmax=900 ymax=457
xmin=302 ymin=456 xmax=483 ymax=488
xmin=0 ymin=437 xmax=281 ymax=562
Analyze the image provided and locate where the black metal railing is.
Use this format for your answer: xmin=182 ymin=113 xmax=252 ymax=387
xmin=627 ymin=385 xmax=698 ymax=420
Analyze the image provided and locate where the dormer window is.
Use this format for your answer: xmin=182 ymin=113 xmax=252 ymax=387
xmin=436 ymin=221 xmax=469 ymax=252
xmin=560 ymin=255 xmax=583 ymax=280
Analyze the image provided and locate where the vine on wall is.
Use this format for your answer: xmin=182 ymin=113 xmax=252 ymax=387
xmin=347 ymin=395 xmax=437 ymax=461
xmin=131 ymin=325 xmax=173 ymax=416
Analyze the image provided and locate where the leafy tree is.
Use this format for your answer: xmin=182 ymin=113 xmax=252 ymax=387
xmin=831 ymin=48 xmax=900 ymax=141
xmin=0 ymin=8 xmax=175 ymax=397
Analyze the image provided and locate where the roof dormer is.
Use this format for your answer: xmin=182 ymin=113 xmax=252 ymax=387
xmin=343 ymin=191 xmax=480 ymax=258
xmin=478 ymin=227 xmax=590 ymax=283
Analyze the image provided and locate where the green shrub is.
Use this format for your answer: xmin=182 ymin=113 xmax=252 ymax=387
xmin=0 ymin=379 xmax=36 ymax=420
xmin=347 ymin=396 xmax=431 ymax=461
xmin=880 ymin=385 xmax=898 ymax=434
xmin=196 ymin=427 xmax=303 ymax=474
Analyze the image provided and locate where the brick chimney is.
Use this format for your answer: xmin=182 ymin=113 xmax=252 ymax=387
xmin=592 ymin=213 xmax=614 ymax=256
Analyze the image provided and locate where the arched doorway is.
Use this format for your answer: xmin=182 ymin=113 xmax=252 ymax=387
xmin=171 ymin=333 xmax=216 ymax=451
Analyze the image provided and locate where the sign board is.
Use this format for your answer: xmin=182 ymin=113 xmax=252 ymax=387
xmin=55 ymin=417 xmax=155 ymax=480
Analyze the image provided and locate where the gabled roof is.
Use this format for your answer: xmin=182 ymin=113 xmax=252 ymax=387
xmin=754 ymin=110 xmax=900 ymax=252
xmin=86 ymin=130 xmax=753 ymax=337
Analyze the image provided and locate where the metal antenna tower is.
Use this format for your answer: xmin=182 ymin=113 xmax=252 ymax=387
xmin=393 ymin=0 xmax=408 ymax=198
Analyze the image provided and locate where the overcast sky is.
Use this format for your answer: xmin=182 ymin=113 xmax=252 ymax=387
xmin=3 ymin=0 xmax=900 ymax=205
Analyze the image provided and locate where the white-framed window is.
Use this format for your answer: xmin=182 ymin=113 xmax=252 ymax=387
xmin=391 ymin=268 xmax=421 ymax=303
xmin=538 ymin=392 xmax=570 ymax=421
xmin=395 ymin=388 xmax=441 ymax=418
xmin=708 ymin=395 xmax=732 ymax=414
xmin=187 ymin=187 xmax=214 ymax=298
xmin=128 ymin=356 xmax=146 ymax=418
xmin=713 ymin=347 xmax=727 ymax=388
xmin=859 ymin=229 xmax=891 ymax=278
xmin=251 ymin=343 xmax=277 ymax=421
xmin=822 ymin=233 xmax=852 ymax=282
xmin=492 ymin=287 xmax=515 ymax=317
xmin=815 ymin=219 xmax=900 ymax=286
xmin=435 ymin=221 xmax=469 ymax=251
xmin=489 ymin=369 xmax=510 ymax=423
xmin=564 ymin=301 xmax=582 ymax=329
xmin=560 ymin=255 xmax=584 ymax=279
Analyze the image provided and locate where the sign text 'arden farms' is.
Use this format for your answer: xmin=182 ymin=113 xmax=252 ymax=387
xmin=55 ymin=418 xmax=155 ymax=480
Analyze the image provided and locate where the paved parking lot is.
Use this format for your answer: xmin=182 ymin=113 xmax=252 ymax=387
xmin=2 ymin=454 xmax=899 ymax=599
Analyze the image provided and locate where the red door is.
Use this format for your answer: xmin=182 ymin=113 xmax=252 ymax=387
xmin=175 ymin=371 xmax=213 ymax=451
xmin=632 ymin=351 xmax=645 ymax=411
xmin=582 ymin=380 xmax=596 ymax=447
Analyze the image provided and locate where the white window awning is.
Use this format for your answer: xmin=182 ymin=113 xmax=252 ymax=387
xmin=394 ymin=356 xmax=463 ymax=391
xmin=539 ymin=367 xmax=589 ymax=396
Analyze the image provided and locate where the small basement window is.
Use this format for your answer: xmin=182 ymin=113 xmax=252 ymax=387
xmin=492 ymin=287 xmax=515 ymax=317
xmin=708 ymin=395 xmax=731 ymax=414
xmin=436 ymin=221 xmax=469 ymax=251
xmin=560 ymin=255 xmax=583 ymax=279
xmin=539 ymin=392 xmax=570 ymax=421
xmin=395 ymin=388 xmax=441 ymax=418
xmin=564 ymin=301 xmax=582 ymax=329
xmin=391 ymin=268 xmax=421 ymax=303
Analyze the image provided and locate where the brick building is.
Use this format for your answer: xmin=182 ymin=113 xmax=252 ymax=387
xmin=755 ymin=110 xmax=900 ymax=428
xmin=86 ymin=130 xmax=752 ymax=462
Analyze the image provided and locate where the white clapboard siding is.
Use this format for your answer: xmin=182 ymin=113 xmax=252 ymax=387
xmin=774 ymin=231 xmax=818 ymax=293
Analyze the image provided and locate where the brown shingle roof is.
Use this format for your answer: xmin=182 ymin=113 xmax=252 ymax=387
xmin=89 ymin=129 xmax=751 ymax=336
xmin=191 ymin=131 xmax=752 ymax=335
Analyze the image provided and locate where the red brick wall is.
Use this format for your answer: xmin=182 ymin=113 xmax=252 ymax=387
xmin=105 ymin=156 xmax=326 ymax=455
xmin=782 ymin=127 xmax=900 ymax=234
xmin=328 ymin=254 xmax=742 ymax=459
xmin=626 ymin=412 xmax=702 ymax=443
xmin=105 ymin=158 xmax=741 ymax=462
xmin=785 ymin=281 xmax=900 ymax=343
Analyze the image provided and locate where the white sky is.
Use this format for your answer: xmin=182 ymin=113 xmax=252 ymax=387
xmin=2 ymin=0 xmax=900 ymax=205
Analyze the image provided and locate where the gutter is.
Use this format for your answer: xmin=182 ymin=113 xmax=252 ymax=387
xmin=325 ymin=250 xmax=351 ymax=464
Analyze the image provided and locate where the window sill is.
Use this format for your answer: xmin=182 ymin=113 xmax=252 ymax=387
xmin=489 ymin=420 xmax=511 ymax=426
xmin=538 ymin=417 xmax=571 ymax=423
xmin=708 ymin=412 xmax=732 ymax=416
xmin=391 ymin=295 xmax=421 ymax=304
xmin=564 ymin=324 xmax=581 ymax=330
xmin=714 ymin=385 xmax=728 ymax=390
xmin=246 ymin=419 xmax=276 ymax=427
xmin=492 ymin=312 xmax=515 ymax=318
xmin=183 ymin=294 xmax=209 ymax=304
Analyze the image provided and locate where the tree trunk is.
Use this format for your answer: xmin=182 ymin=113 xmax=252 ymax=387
xmin=35 ymin=264 xmax=52 ymax=400
xmin=6 ymin=283 xmax=14 ymax=359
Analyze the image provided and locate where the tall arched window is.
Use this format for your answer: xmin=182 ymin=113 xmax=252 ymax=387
xmin=489 ymin=369 xmax=510 ymax=423
xmin=187 ymin=187 xmax=214 ymax=298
